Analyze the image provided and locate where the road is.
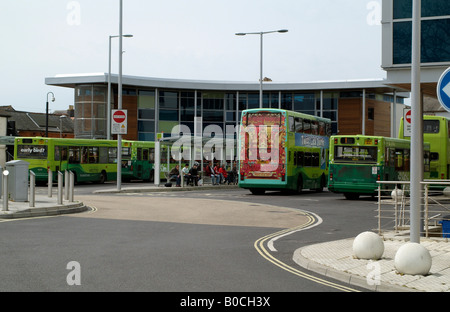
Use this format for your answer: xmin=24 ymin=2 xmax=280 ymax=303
xmin=0 ymin=182 xmax=376 ymax=296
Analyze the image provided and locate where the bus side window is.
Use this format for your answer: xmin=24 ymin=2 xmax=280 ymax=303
xmin=69 ymin=147 xmax=80 ymax=164
xmin=304 ymin=152 xmax=312 ymax=166
xmin=88 ymin=147 xmax=99 ymax=164
xmin=143 ymin=149 xmax=149 ymax=161
xmin=295 ymin=117 xmax=303 ymax=133
xmin=403 ymin=149 xmax=410 ymax=170
xmin=430 ymin=152 xmax=439 ymax=161
xmin=424 ymin=152 xmax=430 ymax=172
xmin=311 ymin=121 xmax=318 ymax=135
xmin=99 ymin=147 xmax=108 ymax=164
xmin=81 ymin=147 xmax=88 ymax=164
xmin=326 ymin=123 xmax=332 ymax=137
xmin=149 ymin=148 xmax=155 ymax=162
xmin=319 ymin=122 xmax=325 ymax=136
xmin=298 ymin=152 xmax=304 ymax=166
xmin=312 ymin=153 xmax=320 ymax=167
xmin=55 ymin=147 xmax=61 ymax=161
xmin=289 ymin=116 xmax=295 ymax=132
xmin=303 ymin=120 xmax=311 ymax=134
xmin=108 ymin=147 xmax=117 ymax=164
xmin=137 ymin=148 xmax=142 ymax=161
xmin=395 ymin=149 xmax=404 ymax=171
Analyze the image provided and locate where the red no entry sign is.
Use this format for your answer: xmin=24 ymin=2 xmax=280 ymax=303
xmin=111 ymin=109 xmax=127 ymax=134
xmin=113 ymin=110 xmax=126 ymax=123
xmin=405 ymin=109 xmax=411 ymax=123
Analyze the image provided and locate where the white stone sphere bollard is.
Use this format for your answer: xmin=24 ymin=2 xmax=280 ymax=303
xmin=352 ymin=231 xmax=385 ymax=260
xmin=394 ymin=242 xmax=432 ymax=276
xmin=391 ymin=188 xmax=403 ymax=200
xmin=443 ymin=187 xmax=450 ymax=197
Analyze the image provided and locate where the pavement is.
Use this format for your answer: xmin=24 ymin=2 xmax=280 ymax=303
xmin=2 ymin=182 xmax=450 ymax=292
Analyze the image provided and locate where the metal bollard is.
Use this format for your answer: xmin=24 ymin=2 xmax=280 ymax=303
xmin=29 ymin=171 xmax=35 ymax=207
xmin=64 ymin=170 xmax=69 ymax=201
xmin=57 ymin=171 xmax=63 ymax=205
xmin=69 ymin=171 xmax=74 ymax=202
xmin=48 ymin=169 xmax=52 ymax=197
xmin=2 ymin=170 xmax=8 ymax=211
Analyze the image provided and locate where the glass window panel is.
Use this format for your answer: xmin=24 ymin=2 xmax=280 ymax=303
xmin=393 ymin=21 xmax=412 ymax=64
xmin=225 ymin=93 xmax=236 ymax=110
xmin=159 ymin=121 xmax=178 ymax=133
xmin=138 ymin=109 xmax=155 ymax=120
xmin=138 ymin=120 xmax=155 ymax=132
xmin=422 ymin=19 xmax=450 ymax=63
xmin=203 ymin=110 xmax=223 ymax=122
xmin=138 ymin=91 xmax=155 ymax=109
xmin=422 ymin=0 xmax=450 ymax=17
xmin=247 ymin=94 xmax=259 ymax=109
xmin=294 ymin=93 xmax=315 ymax=112
xmin=180 ymin=97 xmax=195 ymax=109
xmin=159 ymin=109 xmax=178 ymax=121
xmin=181 ymin=109 xmax=195 ymax=121
xmin=393 ymin=0 xmax=412 ymax=19
xmin=159 ymin=91 xmax=178 ymax=109
xmin=226 ymin=111 xmax=236 ymax=122
xmin=281 ymin=93 xmax=292 ymax=110
xmin=138 ymin=133 xmax=155 ymax=141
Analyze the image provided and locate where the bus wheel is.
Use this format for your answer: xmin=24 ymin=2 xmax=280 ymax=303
xmin=344 ymin=193 xmax=360 ymax=200
xmin=99 ymin=171 xmax=107 ymax=184
xmin=250 ymin=189 xmax=265 ymax=195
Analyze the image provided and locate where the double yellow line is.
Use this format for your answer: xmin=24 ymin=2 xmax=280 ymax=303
xmin=254 ymin=212 xmax=360 ymax=292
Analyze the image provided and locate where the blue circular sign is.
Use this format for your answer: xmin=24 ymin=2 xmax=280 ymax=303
xmin=437 ymin=67 xmax=450 ymax=113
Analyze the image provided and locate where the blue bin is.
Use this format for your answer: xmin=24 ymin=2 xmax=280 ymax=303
xmin=439 ymin=215 xmax=450 ymax=238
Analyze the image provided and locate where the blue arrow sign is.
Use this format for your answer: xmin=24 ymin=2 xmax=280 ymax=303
xmin=437 ymin=67 xmax=450 ymax=113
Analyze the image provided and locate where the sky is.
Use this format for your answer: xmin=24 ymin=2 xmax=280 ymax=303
xmin=1 ymin=0 xmax=384 ymax=113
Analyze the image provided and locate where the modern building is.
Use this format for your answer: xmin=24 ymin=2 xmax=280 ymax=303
xmin=382 ymin=0 xmax=450 ymax=103
xmin=45 ymin=73 xmax=407 ymax=143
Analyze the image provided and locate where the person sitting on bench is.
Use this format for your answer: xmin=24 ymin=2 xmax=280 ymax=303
xmin=169 ymin=164 xmax=181 ymax=187
xmin=188 ymin=163 xmax=200 ymax=186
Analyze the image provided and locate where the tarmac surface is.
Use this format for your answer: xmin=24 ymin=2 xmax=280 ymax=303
xmin=2 ymin=183 xmax=450 ymax=292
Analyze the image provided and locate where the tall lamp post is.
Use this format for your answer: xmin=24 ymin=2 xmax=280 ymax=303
xmin=107 ymin=33 xmax=133 ymax=140
xmin=235 ymin=29 xmax=288 ymax=108
xmin=46 ymin=92 xmax=55 ymax=137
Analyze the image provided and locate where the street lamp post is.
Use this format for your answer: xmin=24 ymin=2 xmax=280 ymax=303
xmin=236 ymin=29 xmax=288 ymax=108
xmin=46 ymin=92 xmax=55 ymax=137
xmin=107 ymin=33 xmax=133 ymax=140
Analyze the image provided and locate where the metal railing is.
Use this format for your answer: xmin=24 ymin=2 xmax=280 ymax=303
xmin=376 ymin=180 xmax=450 ymax=239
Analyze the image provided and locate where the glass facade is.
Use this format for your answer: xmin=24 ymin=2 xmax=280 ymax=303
xmin=74 ymin=85 xmax=107 ymax=139
xmin=72 ymin=84 xmax=396 ymax=143
xmin=392 ymin=0 xmax=450 ymax=65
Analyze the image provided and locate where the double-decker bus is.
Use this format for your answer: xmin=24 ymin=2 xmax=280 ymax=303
xmin=238 ymin=109 xmax=331 ymax=194
xmin=14 ymin=137 xmax=133 ymax=184
xmin=399 ymin=115 xmax=450 ymax=180
xmin=328 ymin=135 xmax=430 ymax=199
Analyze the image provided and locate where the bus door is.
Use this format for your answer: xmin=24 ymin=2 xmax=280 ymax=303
xmin=55 ymin=146 xmax=69 ymax=173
